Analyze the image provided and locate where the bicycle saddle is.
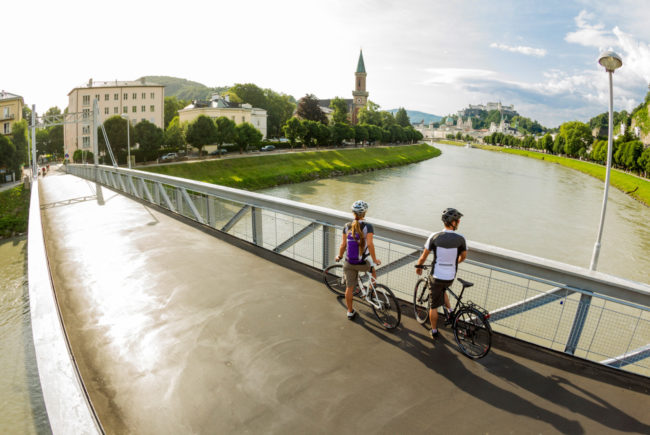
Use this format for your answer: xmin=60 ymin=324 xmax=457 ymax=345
xmin=457 ymin=278 xmax=474 ymax=288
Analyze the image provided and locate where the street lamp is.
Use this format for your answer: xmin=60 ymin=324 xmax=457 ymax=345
xmin=590 ymin=50 xmax=623 ymax=270
xmin=121 ymin=114 xmax=131 ymax=169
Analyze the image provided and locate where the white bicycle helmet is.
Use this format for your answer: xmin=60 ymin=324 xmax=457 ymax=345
xmin=351 ymin=200 xmax=369 ymax=214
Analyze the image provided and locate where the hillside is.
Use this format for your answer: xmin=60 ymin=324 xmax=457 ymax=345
xmin=139 ymin=76 xmax=229 ymax=101
xmin=387 ymin=109 xmax=442 ymax=125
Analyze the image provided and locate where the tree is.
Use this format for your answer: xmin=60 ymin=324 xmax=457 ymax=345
xmin=47 ymin=124 xmax=64 ymax=157
xmin=164 ymin=97 xmax=188 ymax=129
xmin=300 ymin=120 xmax=320 ymax=148
xmin=638 ymin=147 xmax=650 ymax=177
xmin=395 ymin=107 xmax=410 ymax=127
xmin=282 ymin=117 xmax=304 ymax=149
xmin=357 ymin=100 xmax=382 ymax=125
xmin=44 ymin=106 xmax=62 ymax=118
xmin=186 ymin=115 xmax=217 ymax=155
xmin=330 ymin=97 xmax=349 ymax=124
xmin=234 ymin=122 xmax=263 ymax=153
xmin=135 ymin=120 xmax=164 ymax=160
xmin=366 ymin=124 xmax=383 ymax=144
xmin=560 ymin=121 xmax=592 ymax=157
xmin=353 ymin=124 xmax=368 ymax=145
xmin=164 ymin=116 xmax=185 ymax=149
xmin=552 ymin=134 xmax=565 ymax=155
xmin=35 ymin=129 xmax=50 ymax=156
xmin=11 ymin=120 xmax=29 ymax=166
xmin=540 ymin=133 xmax=553 ymax=153
xmin=72 ymin=149 xmax=94 ymax=163
xmin=229 ymin=84 xmax=296 ymax=137
xmin=296 ymin=94 xmax=327 ymax=123
xmin=0 ymin=134 xmax=19 ymax=179
xmin=315 ymin=123 xmax=331 ymax=148
xmin=22 ymin=106 xmax=32 ymax=123
xmin=329 ymin=122 xmax=353 ymax=146
xmin=230 ymin=83 xmax=266 ymax=109
xmin=98 ymin=116 xmax=135 ymax=164
xmin=214 ymin=116 xmax=236 ymax=157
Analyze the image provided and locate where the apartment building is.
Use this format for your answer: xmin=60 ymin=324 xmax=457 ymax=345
xmin=64 ymin=78 xmax=164 ymax=155
xmin=0 ymin=91 xmax=24 ymax=135
xmin=178 ymin=94 xmax=267 ymax=139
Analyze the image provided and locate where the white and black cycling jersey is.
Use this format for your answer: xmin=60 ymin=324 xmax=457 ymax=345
xmin=424 ymin=230 xmax=467 ymax=281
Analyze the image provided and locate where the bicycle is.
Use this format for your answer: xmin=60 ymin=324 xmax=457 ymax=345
xmin=323 ymin=263 xmax=401 ymax=330
xmin=413 ymin=265 xmax=492 ymax=359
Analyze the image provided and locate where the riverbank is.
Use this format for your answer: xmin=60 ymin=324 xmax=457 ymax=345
xmin=0 ymin=185 xmax=30 ymax=239
xmin=142 ymin=144 xmax=440 ymax=190
xmin=472 ymin=144 xmax=650 ymax=206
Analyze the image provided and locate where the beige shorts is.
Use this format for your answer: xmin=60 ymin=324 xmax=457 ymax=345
xmin=343 ymin=260 xmax=372 ymax=287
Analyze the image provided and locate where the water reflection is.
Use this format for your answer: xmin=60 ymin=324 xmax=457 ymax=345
xmin=262 ymin=144 xmax=650 ymax=284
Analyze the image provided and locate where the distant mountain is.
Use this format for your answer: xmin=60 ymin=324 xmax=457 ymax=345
xmin=387 ymin=109 xmax=442 ymax=125
xmin=139 ymin=76 xmax=229 ymax=101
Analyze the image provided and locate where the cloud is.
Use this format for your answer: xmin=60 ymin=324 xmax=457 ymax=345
xmin=565 ymin=10 xmax=618 ymax=49
xmin=423 ymin=68 xmax=496 ymax=86
xmin=489 ymin=43 xmax=547 ymax=57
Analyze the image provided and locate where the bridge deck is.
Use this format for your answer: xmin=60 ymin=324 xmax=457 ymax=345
xmin=38 ymin=170 xmax=650 ymax=434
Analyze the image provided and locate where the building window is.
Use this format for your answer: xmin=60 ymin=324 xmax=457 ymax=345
xmin=82 ymin=95 xmax=90 ymax=105
xmin=124 ymin=93 xmax=128 ymax=100
xmin=132 ymin=93 xmax=137 ymax=99
xmin=141 ymin=118 xmax=145 ymax=123
xmin=95 ymin=95 xmax=100 ymax=101
xmin=231 ymin=116 xmax=235 ymax=121
xmin=114 ymin=107 xmax=118 ymax=114
xmin=123 ymin=107 xmax=128 ymax=114
xmin=82 ymin=136 xmax=90 ymax=147
xmin=150 ymin=118 xmax=155 ymax=123
xmin=132 ymin=106 xmax=137 ymax=113
xmin=114 ymin=93 xmax=119 ymax=100
xmin=242 ymin=116 xmax=245 ymax=122
xmin=83 ymin=108 xmax=90 ymax=119
xmin=104 ymin=94 xmax=109 ymax=101
xmin=142 ymin=92 xmax=146 ymax=99
xmin=150 ymin=92 xmax=155 ymax=99
xmin=82 ymin=126 xmax=90 ymax=134
xmin=150 ymin=105 xmax=154 ymax=112
xmin=3 ymin=122 xmax=9 ymax=134
xmin=104 ymin=107 xmax=109 ymax=115
xmin=141 ymin=105 xmax=146 ymax=112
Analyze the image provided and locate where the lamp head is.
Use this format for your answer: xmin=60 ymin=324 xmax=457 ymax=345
xmin=598 ymin=50 xmax=623 ymax=72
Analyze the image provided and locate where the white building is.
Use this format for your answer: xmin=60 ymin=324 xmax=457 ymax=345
xmin=179 ymin=94 xmax=267 ymax=139
xmin=64 ymin=78 xmax=165 ymax=156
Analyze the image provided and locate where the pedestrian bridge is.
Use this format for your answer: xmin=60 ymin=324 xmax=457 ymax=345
xmin=28 ymin=165 xmax=650 ymax=434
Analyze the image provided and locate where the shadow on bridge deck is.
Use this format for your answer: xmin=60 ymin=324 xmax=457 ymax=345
xmin=38 ymin=171 xmax=650 ymax=434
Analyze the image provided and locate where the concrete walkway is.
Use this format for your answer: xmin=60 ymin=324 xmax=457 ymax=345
xmin=38 ymin=171 xmax=650 ymax=434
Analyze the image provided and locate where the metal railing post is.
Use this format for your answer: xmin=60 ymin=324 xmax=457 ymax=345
xmin=322 ymin=225 xmax=337 ymax=269
xmin=251 ymin=206 xmax=263 ymax=246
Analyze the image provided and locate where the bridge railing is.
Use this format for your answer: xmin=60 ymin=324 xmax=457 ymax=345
xmin=66 ymin=164 xmax=650 ymax=377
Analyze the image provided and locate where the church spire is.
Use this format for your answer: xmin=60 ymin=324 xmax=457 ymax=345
xmin=356 ymin=50 xmax=366 ymax=74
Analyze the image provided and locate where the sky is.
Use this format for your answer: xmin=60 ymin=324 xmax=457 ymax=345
xmin=4 ymin=0 xmax=650 ymax=127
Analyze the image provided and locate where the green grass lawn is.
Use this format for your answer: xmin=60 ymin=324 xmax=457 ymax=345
xmin=142 ymin=144 xmax=440 ymax=190
xmin=434 ymin=139 xmax=467 ymax=146
xmin=475 ymin=145 xmax=650 ymax=206
xmin=0 ymin=185 xmax=30 ymax=239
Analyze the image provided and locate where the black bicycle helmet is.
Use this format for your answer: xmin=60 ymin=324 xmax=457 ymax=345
xmin=442 ymin=208 xmax=463 ymax=225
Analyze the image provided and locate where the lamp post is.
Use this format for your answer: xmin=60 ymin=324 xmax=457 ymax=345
xmin=590 ymin=50 xmax=622 ymax=271
xmin=121 ymin=114 xmax=131 ymax=169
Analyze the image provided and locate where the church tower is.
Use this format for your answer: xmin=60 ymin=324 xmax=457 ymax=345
xmin=352 ymin=50 xmax=369 ymax=124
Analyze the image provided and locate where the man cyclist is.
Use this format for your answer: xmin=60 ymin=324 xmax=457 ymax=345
xmin=335 ymin=200 xmax=381 ymax=320
xmin=415 ymin=208 xmax=467 ymax=340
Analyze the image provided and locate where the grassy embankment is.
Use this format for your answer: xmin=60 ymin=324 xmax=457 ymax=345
xmin=475 ymin=144 xmax=650 ymax=206
xmin=0 ymin=185 xmax=30 ymax=239
xmin=142 ymin=144 xmax=440 ymax=190
xmin=434 ymin=139 xmax=467 ymax=147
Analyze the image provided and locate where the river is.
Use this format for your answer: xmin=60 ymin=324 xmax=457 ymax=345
xmin=262 ymin=143 xmax=650 ymax=285
xmin=0 ymin=237 xmax=50 ymax=434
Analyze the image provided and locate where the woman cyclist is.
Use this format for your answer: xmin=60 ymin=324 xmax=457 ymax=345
xmin=335 ymin=200 xmax=381 ymax=320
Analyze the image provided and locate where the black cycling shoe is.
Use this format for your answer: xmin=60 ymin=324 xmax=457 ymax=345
xmin=347 ymin=310 xmax=357 ymax=320
xmin=429 ymin=329 xmax=439 ymax=340
xmin=444 ymin=310 xmax=454 ymax=326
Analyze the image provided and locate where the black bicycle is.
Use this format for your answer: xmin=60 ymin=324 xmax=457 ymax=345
xmin=413 ymin=265 xmax=492 ymax=359
xmin=323 ymin=263 xmax=401 ymax=330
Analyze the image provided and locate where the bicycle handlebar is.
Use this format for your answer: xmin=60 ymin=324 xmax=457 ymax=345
xmin=414 ymin=264 xmax=429 ymax=269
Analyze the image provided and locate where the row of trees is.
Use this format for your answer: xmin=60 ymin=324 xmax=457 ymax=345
xmin=483 ymin=121 xmax=650 ymax=177
xmin=0 ymin=121 xmax=29 ymax=180
xmin=278 ymin=96 xmax=422 ymax=148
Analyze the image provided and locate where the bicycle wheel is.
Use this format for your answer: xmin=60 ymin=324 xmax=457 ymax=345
xmin=371 ymin=284 xmax=401 ymax=330
xmin=413 ymin=278 xmax=430 ymax=325
xmin=453 ymin=308 xmax=492 ymax=359
xmin=323 ymin=264 xmax=346 ymax=296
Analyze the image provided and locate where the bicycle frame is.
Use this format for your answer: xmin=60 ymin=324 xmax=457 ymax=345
xmin=355 ymin=271 xmax=384 ymax=310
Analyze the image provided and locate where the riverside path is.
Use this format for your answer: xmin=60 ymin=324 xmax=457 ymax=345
xmin=34 ymin=169 xmax=650 ymax=434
